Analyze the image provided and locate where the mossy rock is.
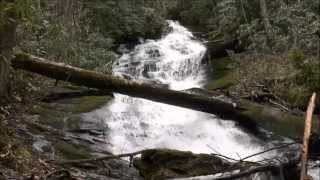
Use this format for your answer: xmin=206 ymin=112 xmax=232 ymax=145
xmin=134 ymin=149 xmax=232 ymax=179
xmin=55 ymin=141 xmax=92 ymax=160
xmin=239 ymin=100 xmax=319 ymax=138
xmin=31 ymin=93 xmax=112 ymax=130
xmin=66 ymin=96 xmax=112 ymax=114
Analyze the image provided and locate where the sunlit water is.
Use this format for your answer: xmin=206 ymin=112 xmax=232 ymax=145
xmin=82 ymin=21 xmax=319 ymax=179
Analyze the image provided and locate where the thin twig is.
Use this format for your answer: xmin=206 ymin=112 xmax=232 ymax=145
xmin=239 ymin=142 xmax=298 ymax=162
xmin=207 ymin=145 xmax=245 ymax=162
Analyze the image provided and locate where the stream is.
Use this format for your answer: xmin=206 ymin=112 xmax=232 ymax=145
xmin=83 ymin=21 xmax=319 ymax=179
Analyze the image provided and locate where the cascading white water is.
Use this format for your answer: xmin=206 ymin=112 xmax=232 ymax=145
xmin=85 ymin=21 xmax=276 ymax=161
xmin=81 ymin=20 xmax=320 ymax=179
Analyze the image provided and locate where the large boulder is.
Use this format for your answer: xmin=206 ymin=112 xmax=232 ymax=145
xmin=133 ymin=149 xmax=233 ymax=179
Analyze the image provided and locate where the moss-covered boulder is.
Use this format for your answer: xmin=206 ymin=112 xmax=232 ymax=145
xmin=133 ymin=149 xmax=232 ymax=179
xmin=238 ymin=100 xmax=313 ymax=138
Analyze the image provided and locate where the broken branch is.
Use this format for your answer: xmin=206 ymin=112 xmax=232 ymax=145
xmin=300 ymin=93 xmax=317 ymax=180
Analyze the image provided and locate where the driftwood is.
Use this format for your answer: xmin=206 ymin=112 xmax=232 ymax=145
xmin=11 ymin=53 xmax=258 ymax=132
xmin=300 ymin=93 xmax=317 ymax=180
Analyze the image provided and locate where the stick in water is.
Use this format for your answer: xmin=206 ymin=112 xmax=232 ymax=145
xmin=300 ymin=93 xmax=317 ymax=180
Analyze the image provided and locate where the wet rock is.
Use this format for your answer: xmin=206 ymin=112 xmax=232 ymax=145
xmin=133 ymin=149 xmax=232 ymax=179
xmin=26 ymin=86 xmax=142 ymax=179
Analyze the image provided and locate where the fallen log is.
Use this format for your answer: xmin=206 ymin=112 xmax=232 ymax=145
xmin=11 ymin=53 xmax=258 ymax=132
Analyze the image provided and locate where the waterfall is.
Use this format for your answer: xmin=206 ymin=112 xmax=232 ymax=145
xmin=85 ymin=21 xmax=278 ymax=161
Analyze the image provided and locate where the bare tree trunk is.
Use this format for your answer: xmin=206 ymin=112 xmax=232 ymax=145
xmin=37 ymin=0 xmax=41 ymax=10
xmin=259 ymin=0 xmax=272 ymax=47
xmin=0 ymin=1 xmax=17 ymax=97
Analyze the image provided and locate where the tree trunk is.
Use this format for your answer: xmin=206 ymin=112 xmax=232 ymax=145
xmin=11 ymin=53 xmax=258 ymax=132
xmin=0 ymin=1 xmax=17 ymax=97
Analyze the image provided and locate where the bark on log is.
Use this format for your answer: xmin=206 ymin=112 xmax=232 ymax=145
xmin=11 ymin=53 xmax=258 ymax=132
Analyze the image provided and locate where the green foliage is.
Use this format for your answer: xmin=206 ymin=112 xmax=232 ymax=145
xmin=0 ymin=0 xmax=33 ymax=29
xmin=90 ymin=0 xmax=166 ymax=44
xmin=288 ymin=49 xmax=306 ymax=69
xmin=171 ymin=0 xmax=319 ymax=53
xmin=170 ymin=0 xmax=264 ymax=41
xmin=288 ymin=49 xmax=320 ymax=92
xmin=169 ymin=0 xmax=217 ymax=32
xmin=16 ymin=0 xmax=169 ymax=71
xmin=18 ymin=1 xmax=118 ymax=72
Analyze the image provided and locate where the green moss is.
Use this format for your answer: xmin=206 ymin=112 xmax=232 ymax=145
xmin=31 ymin=95 xmax=112 ymax=130
xmin=288 ymin=49 xmax=305 ymax=69
xmin=206 ymin=72 xmax=237 ymax=90
xmin=55 ymin=141 xmax=92 ymax=160
xmin=210 ymin=57 xmax=234 ymax=79
xmin=14 ymin=52 xmax=32 ymax=61
xmin=206 ymin=57 xmax=237 ymax=90
xmin=283 ymin=86 xmax=310 ymax=108
xmin=239 ymin=100 xmax=315 ymax=138
xmin=69 ymin=96 xmax=112 ymax=113
xmin=31 ymin=104 xmax=70 ymax=129
xmin=207 ymin=31 xmax=224 ymax=42
xmin=16 ymin=147 xmax=32 ymax=159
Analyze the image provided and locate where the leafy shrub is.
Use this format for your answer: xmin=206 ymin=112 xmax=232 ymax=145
xmin=288 ymin=49 xmax=320 ymax=92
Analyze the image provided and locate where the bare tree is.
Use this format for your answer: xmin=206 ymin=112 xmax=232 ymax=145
xmin=259 ymin=0 xmax=272 ymax=45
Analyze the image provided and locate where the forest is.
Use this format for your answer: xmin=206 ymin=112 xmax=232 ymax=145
xmin=0 ymin=0 xmax=319 ymax=179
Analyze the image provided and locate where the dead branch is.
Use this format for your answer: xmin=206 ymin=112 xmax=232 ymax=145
xmin=212 ymin=165 xmax=276 ymax=180
xmin=300 ymin=93 xmax=317 ymax=180
xmin=240 ymin=142 xmax=298 ymax=162
xmin=213 ymin=159 xmax=299 ymax=180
